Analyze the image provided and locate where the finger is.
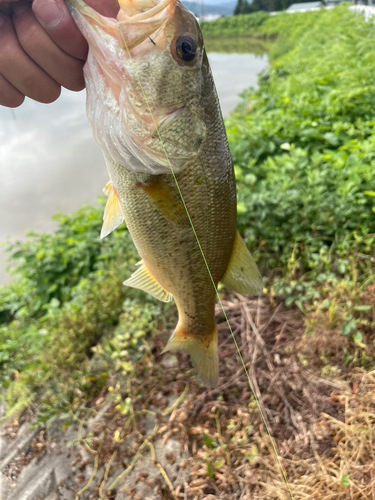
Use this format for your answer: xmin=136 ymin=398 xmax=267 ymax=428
xmin=0 ymin=0 xmax=22 ymax=15
xmin=86 ymin=0 xmax=119 ymax=17
xmin=0 ymin=72 xmax=25 ymax=107
xmin=32 ymin=0 xmax=88 ymax=60
xmin=32 ymin=0 xmax=120 ymax=61
xmin=0 ymin=13 xmax=61 ymax=103
xmin=13 ymin=1 xmax=85 ymax=91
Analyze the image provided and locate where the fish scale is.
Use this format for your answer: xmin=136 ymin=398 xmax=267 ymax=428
xmin=66 ymin=0 xmax=262 ymax=386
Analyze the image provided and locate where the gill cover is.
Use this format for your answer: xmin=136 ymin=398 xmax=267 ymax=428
xmin=66 ymin=0 xmax=206 ymax=175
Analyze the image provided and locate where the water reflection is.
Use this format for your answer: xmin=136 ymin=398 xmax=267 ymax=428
xmin=208 ymin=52 xmax=268 ymax=117
xmin=0 ymin=50 xmax=268 ymax=284
xmin=0 ymin=91 xmax=107 ymax=283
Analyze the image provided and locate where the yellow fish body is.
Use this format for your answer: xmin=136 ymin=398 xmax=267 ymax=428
xmin=67 ymin=0 xmax=262 ymax=385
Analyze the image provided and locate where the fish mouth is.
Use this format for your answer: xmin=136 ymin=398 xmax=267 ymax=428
xmin=67 ymin=0 xmax=175 ymax=20
xmin=117 ymin=0 xmax=176 ymax=22
xmin=66 ymin=0 xmax=175 ymax=51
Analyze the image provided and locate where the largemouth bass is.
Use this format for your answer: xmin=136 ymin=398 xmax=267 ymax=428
xmin=67 ymin=0 xmax=262 ymax=386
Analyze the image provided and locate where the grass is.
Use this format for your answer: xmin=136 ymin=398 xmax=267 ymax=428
xmin=200 ymin=11 xmax=269 ymax=39
xmin=200 ymin=8 xmax=339 ymax=43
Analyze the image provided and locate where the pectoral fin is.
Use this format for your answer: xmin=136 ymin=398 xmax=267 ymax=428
xmin=124 ymin=261 xmax=173 ymax=303
xmin=137 ymin=176 xmax=190 ymax=226
xmin=101 ymin=182 xmax=125 ymax=239
xmin=221 ymin=231 xmax=263 ymax=295
xmin=103 ymin=180 xmax=112 ymax=196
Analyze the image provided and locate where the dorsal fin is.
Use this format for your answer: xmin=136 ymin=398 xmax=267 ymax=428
xmin=221 ymin=231 xmax=263 ymax=295
xmin=100 ymin=181 xmax=125 ymax=239
xmin=123 ymin=261 xmax=173 ymax=303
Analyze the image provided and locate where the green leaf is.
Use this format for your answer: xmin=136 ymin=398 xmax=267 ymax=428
xmin=237 ymin=202 xmax=247 ymax=215
xmin=202 ymin=433 xmax=217 ymax=449
xmin=354 ymin=305 xmax=371 ymax=311
xmin=248 ymin=444 xmax=258 ymax=464
xmin=342 ymin=321 xmax=356 ymax=336
xmin=352 ymin=331 xmax=363 ymax=343
xmin=207 ymin=461 xmax=215 ymax=478
xmin=341 ymin=475 xmax=350 ymax=487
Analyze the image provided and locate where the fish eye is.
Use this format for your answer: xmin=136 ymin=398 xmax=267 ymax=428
xmin=175 ymin=35 xmax=197 ymax=62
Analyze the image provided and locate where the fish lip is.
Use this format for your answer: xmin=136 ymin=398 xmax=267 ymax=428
xmin=67 ymin=0 xmax=175 ymax=52
xmin=120 ymin=0 xmax=176 ymax=23
xmin=66 ymin=0 xmax=175 ymax=28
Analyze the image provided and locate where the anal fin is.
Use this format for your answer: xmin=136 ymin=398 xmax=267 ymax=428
xmin=101 ymin=181 xmax=125 ymax=239
xmin=221 ymin=231 xmax=262 ymax=295
xmin=123 ymin=261 xmax=173 ymax=303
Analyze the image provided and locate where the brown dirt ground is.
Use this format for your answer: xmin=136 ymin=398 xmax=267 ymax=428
xmin=5 ymin=292 xmax=375 ymax=499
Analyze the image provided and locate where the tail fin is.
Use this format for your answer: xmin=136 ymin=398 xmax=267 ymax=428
xmin=162 ymin=323 xmax=218 ymax=387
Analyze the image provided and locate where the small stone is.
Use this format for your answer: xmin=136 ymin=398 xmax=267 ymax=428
xmin=161 ymin=354 xmax=178 ymax=368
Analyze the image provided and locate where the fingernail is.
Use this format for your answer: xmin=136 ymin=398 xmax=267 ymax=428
xmin=33 ymin=0 xmax=64 ymax=28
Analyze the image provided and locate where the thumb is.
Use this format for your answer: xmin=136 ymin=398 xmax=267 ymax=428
xmin=32 ymin=0 xmax=119 ymax=60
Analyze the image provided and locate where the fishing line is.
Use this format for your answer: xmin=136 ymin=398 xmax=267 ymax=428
xmin=118 ymin=24 xmax=294 ymax=499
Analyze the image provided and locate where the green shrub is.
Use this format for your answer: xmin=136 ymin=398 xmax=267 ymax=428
xmin=0 ymin=201 xmax=138 ymax=321
xmin=226 ymin=5 xmax=375 ymax=301
xmin=0 ymin=202 xmax=144 ymax=414
xmin=200 ymin=8 xmax=325 ymax=40
xmin=200 ymin=11 xmax=269 ymax=38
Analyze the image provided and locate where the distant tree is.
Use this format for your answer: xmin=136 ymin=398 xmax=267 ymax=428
xmin=234 ymin=0 xmax=253 ymax=14
xmin=240 ymin=0 xmax=315 ymax=13
xmin=234 ymin=0 xmax=243 ymax=14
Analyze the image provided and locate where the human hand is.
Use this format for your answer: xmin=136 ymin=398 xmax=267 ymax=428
xmin=0 ymin=0 xmax=119 ymax=107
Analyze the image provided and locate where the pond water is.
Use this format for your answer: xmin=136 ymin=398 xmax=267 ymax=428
xmin=0 ymin=49 xmax=268 ymax=284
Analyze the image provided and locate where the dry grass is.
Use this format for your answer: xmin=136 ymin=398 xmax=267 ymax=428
xmin=137 ymin=294 xmax=375 ymax=499
xmin=8 ymin=292 xmax=375 ymax=499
